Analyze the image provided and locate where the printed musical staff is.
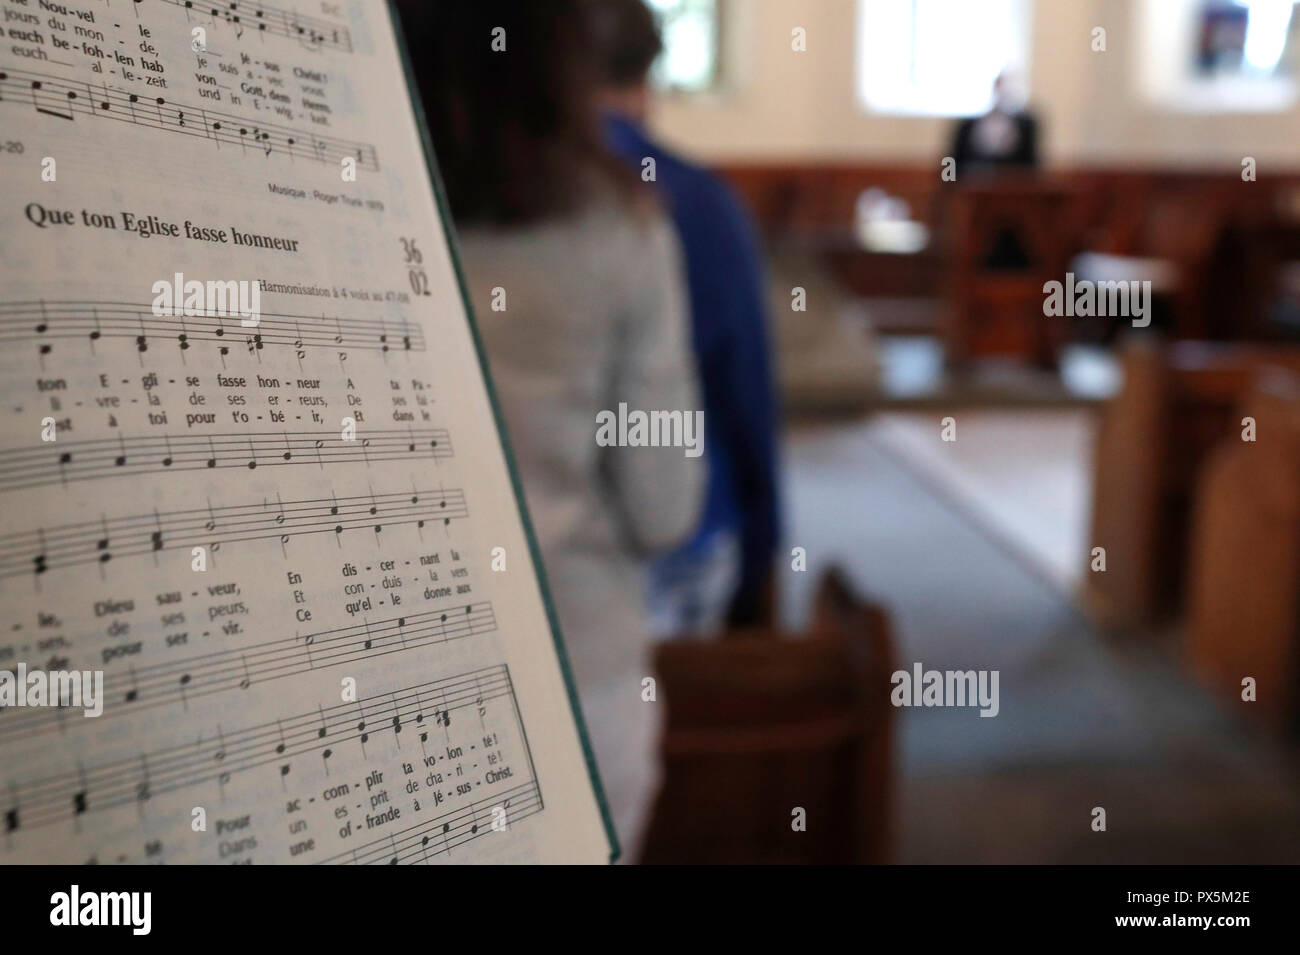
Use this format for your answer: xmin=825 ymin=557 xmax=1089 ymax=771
xmin=321 ymin=780 xmax=544 ymax=865
xmin=0 ymin=603 xmax=496 ymax=744
xmin=0 ymin=666 xmax=519 ymax=832
xmin=0 ymin=428 xmax=452 ymax=493
xmin=0 ymin=487 xmax=469 ymax=579
xmin=0 ymin=67 xmax=379 ymax=170
xmin=0 ymin=301 xmax=420 ymax=357
xmin=0 ymin=0 xmax=602 ymax=867
xmin=161 ymin=0 xmax=354 ymax=53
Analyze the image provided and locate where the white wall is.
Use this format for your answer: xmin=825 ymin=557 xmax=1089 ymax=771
xmin=647 ymin=0 xmax=1300 ymax=168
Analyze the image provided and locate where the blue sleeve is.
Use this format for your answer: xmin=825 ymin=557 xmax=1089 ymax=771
xmin=687 ymin=182 xmax=781 ymax=610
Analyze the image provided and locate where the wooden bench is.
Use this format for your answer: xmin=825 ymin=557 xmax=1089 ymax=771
xmin=1086 ymin=340 xmax=1300 ymax=628
xmin=1185 ymin=367 xmax=1300 ymax=733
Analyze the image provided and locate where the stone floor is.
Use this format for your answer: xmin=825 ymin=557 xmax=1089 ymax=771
xmin=779 ymin=413 xmax=1300 ymax=863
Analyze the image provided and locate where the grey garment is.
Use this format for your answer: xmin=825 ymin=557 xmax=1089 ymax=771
xmin=457 ymin=199 xmax=703 ymax=856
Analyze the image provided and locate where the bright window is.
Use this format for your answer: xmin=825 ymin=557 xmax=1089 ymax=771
xmin=648 ymin=0 xmax=721 ymax=93
xmin=856 ymin=0 xmax=1032 ymax=116
xmin=1198 ymin=0 xmax=1298 ymax=77
xmin=1137 ymin=0 xmax=1300 ymax=111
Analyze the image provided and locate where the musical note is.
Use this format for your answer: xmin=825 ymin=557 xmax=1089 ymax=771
xmin=150 ymin=509 xmax=164 ymax=554
xmin=415 ymin=684 xmax=430 ymax=747
xmin=135 ymin=309 xmax=148 ymax=354
xmin=356 ymin=699 xmax=369 ymax=747
xmin=272 ymin=493 xmax=290 ymax=552
xmin=29 ymin=79 xmax=74 ymax=122
xmin=96 ymin=517 xmax=111 ymax=566
xmin=33 ymin=527 xmax=47 ymax=576
xmin=299 ymin=628 xmax=316 ymax=669
xmin=473 ymin=673 xmax=487 ymax=718
xmin=36 ymin=300 xmax=51 ymax=358
xmin=135 ymin=756 xmax=151 ymax=804
xmin=73 ymin=766 xmax=88 ymax=817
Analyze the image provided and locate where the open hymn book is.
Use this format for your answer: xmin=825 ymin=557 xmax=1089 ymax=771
xmin=0 ymin=0 xmax=615 ymax=864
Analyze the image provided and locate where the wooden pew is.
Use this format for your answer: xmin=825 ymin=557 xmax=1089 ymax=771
xmin=1087 ymin=341 xmax=1300 ymax=628
xmin=638 ymin=573 xmax=896 ymax=865
xmin=1185 ymin=368 xmax=1300 ymax=733
xmin=716 ymin=163 xmax=1297 ymax=346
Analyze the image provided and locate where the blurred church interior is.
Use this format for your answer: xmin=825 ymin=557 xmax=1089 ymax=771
xmin=634 ymin=0 xmax=1300 ymax=864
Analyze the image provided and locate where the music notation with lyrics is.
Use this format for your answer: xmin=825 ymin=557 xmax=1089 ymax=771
xmin=0 ymin=300 xmax=423 ymax=360
xmin=0 ymin=487 xmax=470 ymax=579
xmin=0 ymin=428 xmax=452 ymax=493
xmin=2 ymin=665 xmax=525 ymax=833
xmin=0 ymin=67 xmax=379 ymax=170
xmin=160 ymin=0 xmax=355 ymax=53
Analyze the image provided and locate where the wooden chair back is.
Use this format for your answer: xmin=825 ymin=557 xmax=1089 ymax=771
xmin=638 ymin=573 xmax=896 ymax=864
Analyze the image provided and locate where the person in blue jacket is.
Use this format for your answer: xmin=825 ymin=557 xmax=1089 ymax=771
xmin=588 ymin=0 xmax=781 ymax=633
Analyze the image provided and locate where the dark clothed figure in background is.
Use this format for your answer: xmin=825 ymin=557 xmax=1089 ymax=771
xmin=590 ymin=0 xmax=782 ymax=634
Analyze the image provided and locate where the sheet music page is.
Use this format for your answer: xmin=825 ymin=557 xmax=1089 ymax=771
xmin=0 ymin=0 xmax=612 ymax=864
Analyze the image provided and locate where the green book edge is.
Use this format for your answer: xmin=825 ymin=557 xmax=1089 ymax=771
xmin=385 ymin=0 xmax=621 ymax=865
